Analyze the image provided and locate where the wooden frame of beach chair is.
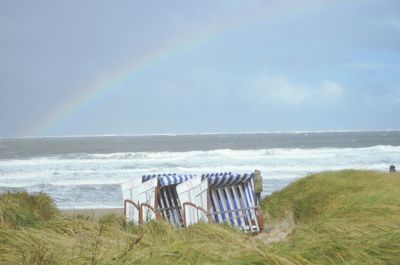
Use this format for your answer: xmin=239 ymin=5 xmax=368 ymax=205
xmin=124 ymin=199 xmax=140 ymax=221
xmin=177 ymin=175 xmax=210 ymax=227
xmin=181 ymin=202 xmax=211 ymax=226
xmin=122 ymin=177 xmax=158 ymax=224
xmin=121 ymin=179 xmax=142 ymax=224
xmin=140 ymin=202 xmax=160 ymax=224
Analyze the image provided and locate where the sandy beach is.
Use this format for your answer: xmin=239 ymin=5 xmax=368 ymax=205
xmin=62 ymin=208 xmax=123 ymax=220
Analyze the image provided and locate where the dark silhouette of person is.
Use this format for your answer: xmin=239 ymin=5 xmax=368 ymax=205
xmin=389 ymin=165 xmax=396 ymax=172
xmin=254 ymin=170 xmax=263 ymax=205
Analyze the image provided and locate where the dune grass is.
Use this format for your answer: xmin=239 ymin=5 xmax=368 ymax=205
xmin=0 ymin=191 xmax=59 ymax=228
xmin=0 ymin=170 xmax=399 ymax=264
xmin=261 ymin=170 xmax=400 ymax=265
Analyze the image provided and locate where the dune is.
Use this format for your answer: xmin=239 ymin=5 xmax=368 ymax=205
xmin=1 ymin=170 xmax=399 ymax=264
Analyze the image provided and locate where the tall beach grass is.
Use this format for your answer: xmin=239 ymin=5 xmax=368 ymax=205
xmin=0 ymin=170 xmax=399 ymax=264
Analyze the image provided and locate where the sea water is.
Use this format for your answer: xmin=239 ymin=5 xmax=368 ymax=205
xmin=0 ymin=131 xmax=399 ymax=209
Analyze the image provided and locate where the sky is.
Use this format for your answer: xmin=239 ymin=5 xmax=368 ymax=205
xmin=1 ymin=0 xmax=400 ymax=137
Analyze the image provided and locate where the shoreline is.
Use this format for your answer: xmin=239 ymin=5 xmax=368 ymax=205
xmin=61 ymin=208 xmax=123 ymax=220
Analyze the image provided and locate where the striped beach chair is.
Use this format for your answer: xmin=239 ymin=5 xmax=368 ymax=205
xmin=122 ymin=174 xmax=195 ymax=227
xmin=177 ymin=172 xmax=263 ymax=232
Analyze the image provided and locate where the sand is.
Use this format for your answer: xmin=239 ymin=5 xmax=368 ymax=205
xmin=61 ymin=208 xmax=124 ymax=220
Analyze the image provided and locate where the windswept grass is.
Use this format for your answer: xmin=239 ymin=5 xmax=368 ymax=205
xmin=261 ymin=170 xmax=400 ymax=264
xmin=1 ymin=170 xmax=399 ymax=264
xmin=0 ymin=192 xmax=59 ymax=228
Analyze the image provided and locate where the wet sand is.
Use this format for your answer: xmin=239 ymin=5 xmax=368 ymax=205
xmin=62 ymin=208 xmax=123 ymax=220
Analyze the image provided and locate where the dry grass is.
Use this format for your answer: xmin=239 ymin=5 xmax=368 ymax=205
xmin=1 ymin=170 xmax=399 ymax=264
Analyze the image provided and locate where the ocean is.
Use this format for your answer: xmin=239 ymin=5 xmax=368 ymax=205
xmin=0 ymin=131 xmax=399 ymax=209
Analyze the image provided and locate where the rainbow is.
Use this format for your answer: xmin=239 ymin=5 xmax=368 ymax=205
xmin=28 ymin=25 xmax=238 ymax=137
xmin=27 ymin=2 xmax=325 ymax=137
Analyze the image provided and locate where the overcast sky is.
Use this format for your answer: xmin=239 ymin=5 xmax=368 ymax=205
xmin=1 ymin=0 xmax=400 ymax=137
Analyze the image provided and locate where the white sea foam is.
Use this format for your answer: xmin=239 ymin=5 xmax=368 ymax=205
xmin=1 ymin=145 xmax=399 ymax=208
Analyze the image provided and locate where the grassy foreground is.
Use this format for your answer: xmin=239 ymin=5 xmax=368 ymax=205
xmin=0 ymin=170 xmax=399 ymax=264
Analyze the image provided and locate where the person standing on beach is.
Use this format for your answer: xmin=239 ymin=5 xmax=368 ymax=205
xmin=254 ymin=170 xmax=263 ymax=206
xmin=389 ymin=165 xmax=396 ymax=172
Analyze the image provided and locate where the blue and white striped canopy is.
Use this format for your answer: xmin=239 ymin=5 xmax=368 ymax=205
xmin=142 ymin=174 xmax=162 ymax=183
xmin=201 ymin=172 xmax=232 ymax=181
xmin=159 ymin=174 xmax=195 ymax=187
xmin=206 ymin=173 xmax=254 ymax=188
xmin=141 ymin=173 xmax=195 ymax=187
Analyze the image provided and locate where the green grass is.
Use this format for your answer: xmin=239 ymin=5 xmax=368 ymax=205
xmin=261 ymin=170 xmax=400 ymax=265
xmin=1 ymin=170 xmax=399 ymax=264
xmin=0 ymin=191 xmax=59 ymax=228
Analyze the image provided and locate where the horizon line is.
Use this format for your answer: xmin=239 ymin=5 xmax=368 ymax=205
xmin=2 ymin=129 xmax=400 ymax=140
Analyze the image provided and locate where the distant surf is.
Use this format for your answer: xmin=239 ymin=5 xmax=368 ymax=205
xmin=0 ymin=131 xmax=399 ymax=209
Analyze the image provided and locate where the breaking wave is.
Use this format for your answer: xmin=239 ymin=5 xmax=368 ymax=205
xmin=1 ymin=145 xmax=399 ymax=208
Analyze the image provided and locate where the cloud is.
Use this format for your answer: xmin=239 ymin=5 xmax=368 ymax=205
xmin=250 ymin=75 xmax=310 ymax=104
xmin=245 ymin=75 xmax=344 ymax=105
xmin=319 ymin=80 xmax=343 ymax=98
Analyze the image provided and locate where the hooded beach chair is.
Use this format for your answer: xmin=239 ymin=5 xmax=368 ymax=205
xmin=122 ymin=174 xmax=195 ymax=226
xmin=177 ymin=172 xmax=262 ymax=232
